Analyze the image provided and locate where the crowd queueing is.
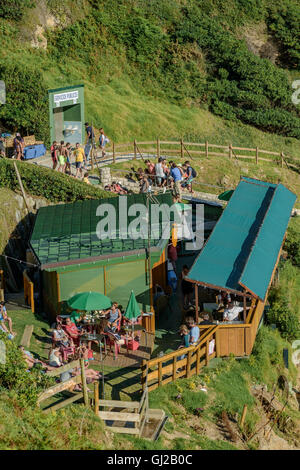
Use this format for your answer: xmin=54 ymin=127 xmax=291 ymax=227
xmin=104 ymin=158 xmax=197 ymax=200
xmin=50 ymin=123 xmax=110 ymax=183
xmin=135 ymin=158 xmax=197 ymax=201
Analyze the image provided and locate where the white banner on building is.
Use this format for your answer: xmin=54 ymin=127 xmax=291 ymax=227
xmin=54 ymin=90 xmax=79 ymax=107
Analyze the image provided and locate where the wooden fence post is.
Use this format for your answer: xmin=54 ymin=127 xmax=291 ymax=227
xmin=240 ymin=404 xmax=248 ymax=429
xmin=80 ymin=359 xmax=89 ymax=407
xmin=141 ymin=360 xmax=147 ymax=391
xmin=180 ymin=139 xmax=184 ymax=159
xmin=205 ymin=141 xmax=209 ymax=158
xmin=173 ymin=356 xmax=177 ymax=381
xmin=134 ymin=139 xmax=137 ymax=160
xmin=94 ymin=381 xmax=99 ymax=416
xmin=205 ymin=339 xmax=209 ymax=366
xmin=281 ymin=151 xmax=284 ymax=168
xmin=229 ymin=143 xmax=232 ymax=159
xmin=157 ymin=138 xmax=160 ymax=160
xmin=256 ymin=147 xmax=259 ymax=165
xmin=186 ymin=350 xmax=192 ymax=378
xmin=158 ymin=361 xmax=163 ymax=386
xmin=112 ymin=142 xmax=115 ymax=164
xmin=215 ymin=329 xmax=220 ymax=358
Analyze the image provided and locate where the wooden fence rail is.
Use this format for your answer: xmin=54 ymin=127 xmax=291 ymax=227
xmin=141 ymin=325 xmax=219 ymax=392
xmin=104 ymin=139 xmax=298 ymax=170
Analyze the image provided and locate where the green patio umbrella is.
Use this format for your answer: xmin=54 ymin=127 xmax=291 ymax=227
xmin=218 ymin=189 xmax=234 ymax=201
xmin=67 ymin=291 xmax=112 ymax=311
xmin=124 ymin=290 xmax=141 ymax=320
xmin=124 ymin=291 xmax=141 ymax=339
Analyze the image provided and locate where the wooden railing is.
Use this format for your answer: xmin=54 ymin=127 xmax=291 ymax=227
xmin=97 ymin=387 xmax=149 ymax=436
xmin=38 ymin=359 xmax=88 ymax=413
xmin=104 ymin=139 xmax=298 ymax=170
xmin=23 ymin=270 xmax=34 ymax=313
xmin=141 ymin=325 xmax=219 ymax=392
xmin=141 ymin=298 xmax=266 ymax=392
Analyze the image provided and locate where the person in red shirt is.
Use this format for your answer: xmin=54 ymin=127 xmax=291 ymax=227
xmin=64 ymin=317 xmax=83 ymax=346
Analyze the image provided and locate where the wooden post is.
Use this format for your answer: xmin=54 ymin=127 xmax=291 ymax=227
xmin=240 ymin=404 xmax=248 ymax=429
xmin=113 ymin=142 xmax=115 ymax=164
xmin=229 ymin=143 xmax=232 ymax=159
xmin=157 ymin=138 xmax=160 ymax=161
xmin=172 ymin=356 xmax=177 ymax=381
xmin=256 ymin=147 xmax=259 ymax=165
xmin=180 ymin=139 xmax=184 ymax=159
xmin=243 ymin=296 xmax=247 ymax=323
xmin=196 ymin=347 xmax=201 ymax=374
xmin=281 ymin=151 xmax=284 ymax=168
xmin=205 ymin=339 xmax=209 ymax=366
xmin=134 ymin=139 xmax=137 ymax=160
xmin=13 ymin=162 xmax=31 ymax=216
xmin=141 ymin=360 xmax=147 ymax=391
xmin=186 ymin=350 xmax=192 ymax=378
xmin=195 ymin=284 xmax=199 ymax=324
xmin=80 ymin=359 xmax=89 ymax=407
xmin=94 ymin=381 xmax=99 ymax=416
xmin=205 ymin=141 xmax=209 ymax=158
xmin=215 ymin=329 xmax=220 ymax=358
xmin=158 ymin=361 xmax=162 ymax=386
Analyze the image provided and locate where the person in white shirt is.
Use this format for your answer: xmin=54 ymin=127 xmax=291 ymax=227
xmin=223 ymin=302 xmax=250 ymax=322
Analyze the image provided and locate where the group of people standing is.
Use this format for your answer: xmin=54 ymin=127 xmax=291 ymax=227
xmin=136 ymin=157 xmax=197 ymax=201
xmin=50 ymin=123 xmax=109 ymax=182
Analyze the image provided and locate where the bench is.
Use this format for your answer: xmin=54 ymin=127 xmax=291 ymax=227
xmin=20 ymin=325 xmax=34 ymax=348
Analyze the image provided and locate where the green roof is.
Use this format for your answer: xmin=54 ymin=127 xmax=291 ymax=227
xmin=187 ymin=177 xmax=296 ymax=300
xmin=30 ymin=193 xmax=173 ymax=269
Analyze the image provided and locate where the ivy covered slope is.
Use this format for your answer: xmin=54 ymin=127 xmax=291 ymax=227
xmin=0 ymin=0 xmax=299 ymax=150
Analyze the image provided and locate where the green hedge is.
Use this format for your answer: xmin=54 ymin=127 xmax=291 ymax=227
xmin=0 ymin=159 xmax=111 ymax=203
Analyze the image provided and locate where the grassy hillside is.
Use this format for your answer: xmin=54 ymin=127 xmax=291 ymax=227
xmin=0 ymin=0 xmax=299 ymax=160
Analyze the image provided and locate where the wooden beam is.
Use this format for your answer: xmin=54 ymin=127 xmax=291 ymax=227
xmin=195 ymin=284 xmax=199 ymax=324
xmin=80 ymin=359 xmax=89 ymax=407
xmin=46 ymin=360 xmax=80 ymax=377
xmin=20 ymin=325 xmax=34 ymax=349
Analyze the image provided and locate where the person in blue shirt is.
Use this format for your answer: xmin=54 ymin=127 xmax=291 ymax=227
xmin=170 ymin=163 xmax=183 ymax=202
xmin=186 ymin=316 xmax=200 ymax=344
xmin=105 ymin=302 xmax=122 ymax=332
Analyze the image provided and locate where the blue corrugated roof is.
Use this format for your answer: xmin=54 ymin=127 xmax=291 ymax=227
xmin=187 ymin=177 xmax=296 ymax=300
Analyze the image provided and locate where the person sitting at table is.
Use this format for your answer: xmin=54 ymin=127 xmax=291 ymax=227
xmin=70 ymin=309 xmax=83 ymax=325
xmin=48 ymin=345 xmax=64 ymax=368
xmin=105 ymin=302 xmax=122 ymax=332
xmin=185 ymin=316 xmax=200 ymax=345
xmin=64 ymin=317 xmax=83 ymax=345
xmin=223 ymin=302 xmax=250 ymax=322
xmin=52 ymin=322 xmax=70 ymax=347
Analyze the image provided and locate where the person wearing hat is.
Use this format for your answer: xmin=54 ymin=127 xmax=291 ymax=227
xmin=170 ymin=162 xmax=183 ymax=202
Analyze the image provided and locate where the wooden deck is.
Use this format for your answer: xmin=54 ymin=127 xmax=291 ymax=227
xmin=94 ymin=331 xmax=155 ymax=368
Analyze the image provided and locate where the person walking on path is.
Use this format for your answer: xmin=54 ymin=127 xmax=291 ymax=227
xmin=99 ymin=128 xmax=109 ymax=158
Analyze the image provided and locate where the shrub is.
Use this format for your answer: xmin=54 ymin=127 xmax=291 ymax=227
xmin=0 ymin=0 xmax=35 ymax=21
xmin=266 ymin=294 xmax=299 ymax=341
xmin=0 ymin=159 xmax=111 ymax=203
xmin=0 ymin=61 xmax=49 ymax=144
xmin=284 ymin=226 xmax=300 ymax=266
xmin=0 ymin=332 xmax=53 ymax=407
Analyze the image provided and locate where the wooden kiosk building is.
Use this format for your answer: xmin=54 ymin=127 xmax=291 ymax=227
xmin=29 ymin=193 xmax=173 ymax=331
xmin=186 ymin=176 xmax=296 ymax=356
